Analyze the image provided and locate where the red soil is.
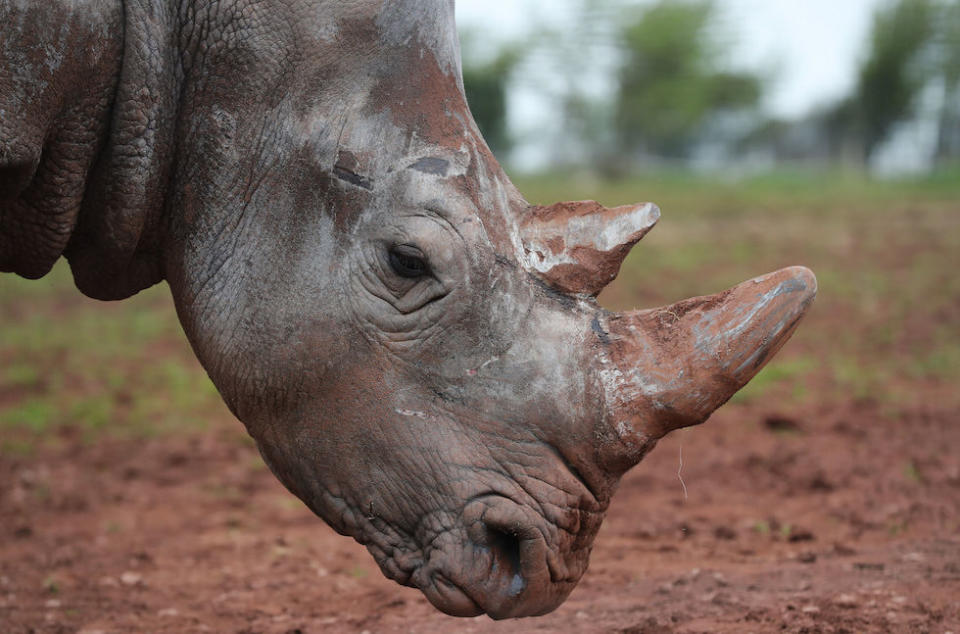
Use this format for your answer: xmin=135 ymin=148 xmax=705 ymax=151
xmin=2 ymin=389 xmax=958 ymax=633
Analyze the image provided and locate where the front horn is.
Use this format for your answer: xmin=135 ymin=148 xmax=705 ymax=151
xmin=591 ymin=266 xmax=817 ymax=472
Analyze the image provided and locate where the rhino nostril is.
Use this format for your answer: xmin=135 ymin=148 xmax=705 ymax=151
xmin=463 ymin=495 xmax=547 ymax=604
xmin=486 ymin=523 xmax=523 ymax=583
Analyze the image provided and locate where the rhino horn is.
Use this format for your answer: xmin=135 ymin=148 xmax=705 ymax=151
xmin=519 ymin=200 xmax=660 ymax=296
xmin=594 ymin=265 xmax=817 ymax=472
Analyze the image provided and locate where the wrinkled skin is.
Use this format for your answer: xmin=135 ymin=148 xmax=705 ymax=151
xmin=0 ymin=0 xmax=816 ymax=618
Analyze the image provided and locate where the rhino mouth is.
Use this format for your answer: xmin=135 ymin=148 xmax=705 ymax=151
xmin=419 ymin=572 xmax=484 ymax=617
xmin=407 ymin=494 xmax=582 ymax=619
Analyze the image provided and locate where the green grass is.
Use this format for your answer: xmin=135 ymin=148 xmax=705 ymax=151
xmin=513 ymin=165 xmax=960 ymax=212
xmin=0 ymin=261 xmax=226 ymax=450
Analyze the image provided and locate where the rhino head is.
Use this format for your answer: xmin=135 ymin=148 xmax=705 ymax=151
xmin=0 ymin=0 xmax=815 ymax=619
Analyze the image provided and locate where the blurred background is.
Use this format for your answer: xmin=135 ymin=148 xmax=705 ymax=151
xmin=457 ymin=0 xmax=960 ymax=177
xmin=1 ymin=1 xmax=958 ymax=630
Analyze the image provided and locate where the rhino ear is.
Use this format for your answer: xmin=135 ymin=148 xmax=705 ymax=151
xmin=518 ymin=200 xmax=659 ymax=296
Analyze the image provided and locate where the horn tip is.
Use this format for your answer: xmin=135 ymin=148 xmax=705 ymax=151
xmin=767 ymin=265 xmax=818 ymax=312
xmin=611 ymin=202 xmax=660 ymax=237
xmin=639 ymin=202 xmax=660 ymax=229
xmin=787 ymin=265 xmax=817 ymax=297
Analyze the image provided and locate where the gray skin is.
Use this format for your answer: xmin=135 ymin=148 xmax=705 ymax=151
xmin=0 ymin=0 xmax=817 ymax=619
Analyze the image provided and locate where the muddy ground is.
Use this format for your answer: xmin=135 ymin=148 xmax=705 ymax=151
xmin=2 ymin=182 xmax=958 ymax=632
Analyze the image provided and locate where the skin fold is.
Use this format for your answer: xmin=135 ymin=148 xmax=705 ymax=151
xmin=0 ymin=0 xmax=816 ymax=618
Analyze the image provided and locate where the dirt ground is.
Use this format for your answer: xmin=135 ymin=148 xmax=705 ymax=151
xmin=2 ymin=190 xmax=959 ymax=632
xmin=3 ymin=353 xmax=959 ymax=632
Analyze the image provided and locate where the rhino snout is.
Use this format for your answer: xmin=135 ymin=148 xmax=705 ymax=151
xmin=407 ymin=494 xmax=581 ymax=619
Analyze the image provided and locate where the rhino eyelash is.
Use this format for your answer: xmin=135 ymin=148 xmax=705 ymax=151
xmin=388 ymin=244 xmax=430 ymax=279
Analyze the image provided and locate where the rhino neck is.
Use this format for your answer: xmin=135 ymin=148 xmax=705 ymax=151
xmin=63 ymin=0 xmax=186 ymax=300
xmin=0 ymin=0 xmax=123 ymax=282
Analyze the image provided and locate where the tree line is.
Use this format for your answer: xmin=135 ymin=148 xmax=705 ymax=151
xmin=461 ymin=0 xmax=960 ymax=172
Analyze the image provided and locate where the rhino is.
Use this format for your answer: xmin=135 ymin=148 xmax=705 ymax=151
xmin=0 ymin=0 xmax=816 ymax=619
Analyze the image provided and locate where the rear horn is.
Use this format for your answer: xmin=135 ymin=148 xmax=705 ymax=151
xmin=519 ymin=200 xmax=659 ymax=296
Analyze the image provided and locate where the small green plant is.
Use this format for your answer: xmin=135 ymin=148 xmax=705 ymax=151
xmin=42 ymin=576 xmax=60 ymax=595
xmin=902 ymin=461 xmax=923 ymax=484
xmin=0 ymin=437 xmax=36 ymax=456
xmin=0 ymin=399 xmax=59 ymax=432
xmin=908 ymin=344 xmax=960 ymax=381
xmin=831 ymin=356 xmax=887 ymax=403
xmin=731 ymin=356 xmax=817 ymax=404
xmin=70 ymin=397 xmax=114 ymax=431
xmin=2 ymin=363 xmax=41 ymax=387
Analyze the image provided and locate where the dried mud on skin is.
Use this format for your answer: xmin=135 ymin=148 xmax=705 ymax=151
xmin=1 ymin=394 xmax=958 ymax=633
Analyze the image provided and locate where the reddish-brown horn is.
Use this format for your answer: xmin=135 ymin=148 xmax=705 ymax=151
xmin=519 ymin=200 xmax=659 ymax=296
xmin=591 ymin=266 xmax=817 ymax=472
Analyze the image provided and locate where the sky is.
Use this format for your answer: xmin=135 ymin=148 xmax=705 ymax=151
xmin=713 ymin=0 xmax=885 ymax=117
xmin=455 ymin=0 xmax=886 ymax=119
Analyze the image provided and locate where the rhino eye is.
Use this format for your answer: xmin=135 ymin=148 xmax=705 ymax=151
xmin=388 ymin=244 xmax=429 ymax=278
